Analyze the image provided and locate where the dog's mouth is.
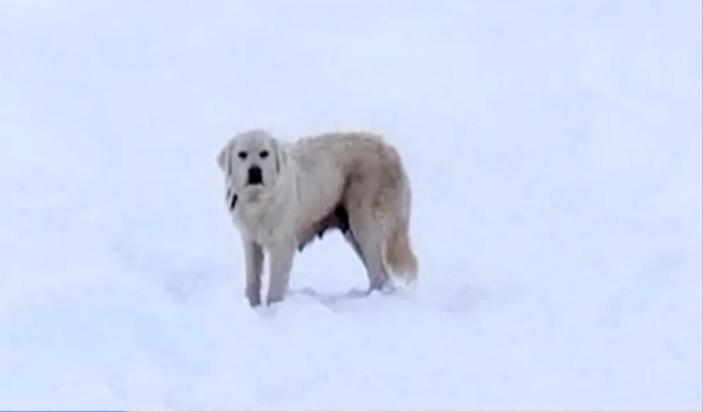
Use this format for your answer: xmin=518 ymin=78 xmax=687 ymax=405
xmin=241 ymin=185 xmax=265 ymax=202
xmin=244 ymin=182 xmax=266 ymax=194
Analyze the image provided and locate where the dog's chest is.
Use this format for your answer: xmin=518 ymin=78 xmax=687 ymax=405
xmin=234 ymin=201 xmax=290 ymax=245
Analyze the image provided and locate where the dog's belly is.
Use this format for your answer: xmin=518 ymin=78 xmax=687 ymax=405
xmin=297 ymin=204 xmax=350 ymax=251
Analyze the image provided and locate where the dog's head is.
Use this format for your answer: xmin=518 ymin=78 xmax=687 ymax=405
xmin=217 ymin=129 xmax=289 ymax=207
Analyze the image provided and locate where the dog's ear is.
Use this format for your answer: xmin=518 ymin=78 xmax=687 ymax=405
xmin=217 ymin=146 xmax=228 ymax=172
xmin=274 ymin=140 xmax=289 ymax=174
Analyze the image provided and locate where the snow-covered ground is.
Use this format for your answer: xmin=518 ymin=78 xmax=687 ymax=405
xmin=1 ymin=1 xmax=701 ymax=409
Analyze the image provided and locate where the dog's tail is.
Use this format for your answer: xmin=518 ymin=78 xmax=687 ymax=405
xmin=384 ymin=220 xmax=418 ymax=283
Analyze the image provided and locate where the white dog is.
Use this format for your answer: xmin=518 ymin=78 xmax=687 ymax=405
xmin=217 ymin=129 xmax=418 ymax=307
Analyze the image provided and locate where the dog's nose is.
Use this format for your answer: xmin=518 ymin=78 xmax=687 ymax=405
xmin=247 ymin=166 xmax=263 ymax=185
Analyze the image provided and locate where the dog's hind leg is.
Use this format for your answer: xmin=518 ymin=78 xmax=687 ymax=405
xmin=348 ymin=209 xmax=390 ymax=292
xmin=331 ymin=204 xmax=368 ymax=268
xmin=343 ymin=231 xmax=366 ymax=267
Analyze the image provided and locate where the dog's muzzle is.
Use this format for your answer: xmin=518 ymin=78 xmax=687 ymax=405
xmin=247 ymin=166 xmax=263 ymax=185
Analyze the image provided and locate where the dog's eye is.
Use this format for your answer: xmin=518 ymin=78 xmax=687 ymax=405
xmin=259 ymin=150 xmax=269 ymax=159
xmin=237 ymin=151 xmax=248 ymax=160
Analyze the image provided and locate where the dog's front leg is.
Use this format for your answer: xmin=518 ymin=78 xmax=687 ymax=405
xmin=265 ymin=241 xmax=296 ymax=306
xmin=243 ymin=238 xmax=264 ymax=307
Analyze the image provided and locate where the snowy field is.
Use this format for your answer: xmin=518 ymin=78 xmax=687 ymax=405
xmin=1 ymin=1 xmax=701 ymax=410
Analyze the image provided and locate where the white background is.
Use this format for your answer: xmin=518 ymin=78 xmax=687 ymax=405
xmin=1 ymin=1 xmax=701 ymax=409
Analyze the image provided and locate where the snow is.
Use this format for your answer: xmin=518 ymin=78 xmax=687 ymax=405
xmin=1 ymin=0 xmax=701 ymax=409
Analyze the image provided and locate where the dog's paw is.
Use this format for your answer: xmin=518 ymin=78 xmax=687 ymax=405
xmin=254 ymin=304 xmax=279 ymax=318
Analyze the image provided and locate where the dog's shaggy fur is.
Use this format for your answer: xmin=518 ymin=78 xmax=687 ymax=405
xmin=217 ymin=129 xmax=418 ymax=306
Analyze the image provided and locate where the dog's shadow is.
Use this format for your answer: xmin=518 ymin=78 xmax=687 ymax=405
xmin=287 ymin=285 xmax=398 ymax=310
